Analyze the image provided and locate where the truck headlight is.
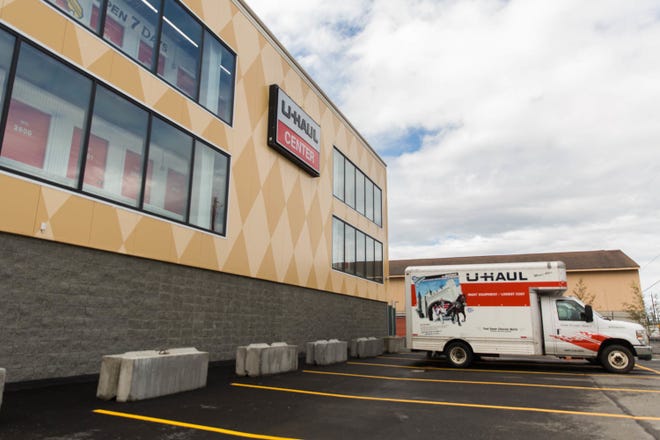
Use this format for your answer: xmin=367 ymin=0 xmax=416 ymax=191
xmin=636 ymin=330 xmax=649 ymax=345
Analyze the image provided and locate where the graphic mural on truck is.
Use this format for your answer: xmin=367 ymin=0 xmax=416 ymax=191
xmin=550 ymin=332 xmax=608 ymax=352
xmin=413 ymin=273 xmax=467 ymax=326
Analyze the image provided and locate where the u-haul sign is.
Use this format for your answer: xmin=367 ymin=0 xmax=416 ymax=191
xmin=267 ymin=85 xmax=321 ymax=177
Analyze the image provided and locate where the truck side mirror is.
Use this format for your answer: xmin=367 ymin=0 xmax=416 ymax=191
xmin=585 ymin=305 xmax=593 ymax=323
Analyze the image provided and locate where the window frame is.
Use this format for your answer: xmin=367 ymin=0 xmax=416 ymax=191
xmin=331 ymin=216 xmax=383 ymax=284
xmin=0 ymin=27 xmax=231 ymax=237
xmin=333 ymin=147 xmax=383 ymax=227
xmin=42 ymin=0 xmax=237 ymax=127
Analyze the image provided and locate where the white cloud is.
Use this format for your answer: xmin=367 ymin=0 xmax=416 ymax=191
xmin=246 ymin=0 xmax=660 ymax=301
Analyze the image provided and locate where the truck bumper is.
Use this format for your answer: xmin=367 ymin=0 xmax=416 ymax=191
xmin=634 ymin=346 xmax=653 ymax=360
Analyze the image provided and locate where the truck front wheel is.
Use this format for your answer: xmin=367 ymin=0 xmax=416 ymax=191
xmin=600 ymin=345 xmax=635 ymax=373
xmin=445 ymin=342 xmax=473 ymax=368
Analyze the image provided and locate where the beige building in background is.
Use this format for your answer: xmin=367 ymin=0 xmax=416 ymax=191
xmin=388 ymin=250 xmax=641 ymax=335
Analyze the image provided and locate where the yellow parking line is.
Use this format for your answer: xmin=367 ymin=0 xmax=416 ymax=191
xmin=349 ymin=361 xmax=593 ymax=377
xmin=350 ymin=361 xmax=659 ymax=379
xmin=93 ymin=409 xmax=300 ymax=440
xmin=231 ymin=383 xmax=660 ymax=422
xmin=636 ymin=364 xmax=660 ymax=375
xmin=303 ymin=369 xmax=660 ymax=393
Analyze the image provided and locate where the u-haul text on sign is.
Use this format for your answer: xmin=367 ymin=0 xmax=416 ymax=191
xmin=267 ymin=85 xmax=321 ymax=176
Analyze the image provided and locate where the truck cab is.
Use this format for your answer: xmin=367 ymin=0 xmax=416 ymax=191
xmin=540 ymin=294 xmax=652 ymax=373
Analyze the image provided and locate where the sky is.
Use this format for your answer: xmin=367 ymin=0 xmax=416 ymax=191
xmin=245 ymin=0 xmax=660 ymax=308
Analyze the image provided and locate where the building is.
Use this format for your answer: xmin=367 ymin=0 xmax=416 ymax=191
xmin=388 ymin=250 xmax=641 ymax=336
xmin=0 ymin=0 xmax=388 ymax=383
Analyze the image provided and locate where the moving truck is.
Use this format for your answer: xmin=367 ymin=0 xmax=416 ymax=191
xmin=405 ymin=261 xmax=652 ymax=373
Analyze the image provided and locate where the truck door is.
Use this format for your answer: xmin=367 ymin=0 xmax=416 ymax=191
xmin=544 ymin=298 xmax=600 ymax=357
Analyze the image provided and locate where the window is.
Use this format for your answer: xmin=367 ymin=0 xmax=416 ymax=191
xmin=331 ymin=216 xmax=383 ymax=283
xmin=0 ymin=29 xmax=15 ymax=109
xmin=103 ymin=0 xmax=161 ymax=71
xmin=46 ymin=0 xmax=237 ymax=126
xmin=344 ymin=226 xmax=356 ymax=275
xmin=199 ymin=31 xmax=235 ymax=124
xmin=374 ymin=186 xmax=382 ymax=226
xmin=82 ymin=85 xmax=149 ymax=206
xmin=48 ymin=0 xmax=102 ymax=33
xmin=332 ymin=217 xmax=344 ymax=271
xmin=332 ymin=148 xmax=344 ymax=200
xmin=0 ymin=43 xmax=92 ymax=187
xmin=0 ymin=29 xmax=231 ymax=235
xmin=374 ymin=241 xmax=383 ymax=283
xmin=333 ymin=147 xmax=382 ymax=227
xmin=365 ymin=179 xmax=374 ymax=221
xmin=144 ymin=117 xmax=193 ymax=221
xmin=158 ymin=0 xmax=202 ymax=99
xmin=365 ymin=235 xmax=375 ymax=280
xmin=345 ymin=160 xmax=355 ymax=208
xmin=556 ymin=300 xmax=585 ymax=321
xmin=355 ymin=230 xmax=366 ymax=278
xmin=355 ymin=170 xmax=365 ymax=215
xmin=189 ymin=140 xmax=229 ymax=234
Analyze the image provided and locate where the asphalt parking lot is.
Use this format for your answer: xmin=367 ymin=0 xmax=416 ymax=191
xmin=1 ymin=353 xmax=659 ymax=440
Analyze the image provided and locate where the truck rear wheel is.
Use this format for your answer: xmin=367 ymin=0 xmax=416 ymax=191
xmin=600 ymin=345 xmax=634 ymax=373
xmin=445 ymin=342 xmax=473 ymax=368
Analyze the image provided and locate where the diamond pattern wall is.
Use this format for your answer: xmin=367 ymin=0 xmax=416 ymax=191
xmin=0 ymin=0 xmax=389 ymax=302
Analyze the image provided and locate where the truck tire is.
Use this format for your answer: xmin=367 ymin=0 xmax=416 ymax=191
xmin=445 ymin=342 xmax=473 ymax=368
xmin=600 ymin=344 xmax=635 ymax=373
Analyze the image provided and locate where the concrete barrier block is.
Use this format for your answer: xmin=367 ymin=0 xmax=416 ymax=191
xmin=116 ymin=348 xmax=209 ymax=402
xmin=261 ymin=343 xmax=298 ymax=375
xmin=305 ymin=341 xmax=318 ymax=365
xmin=96 ymin=355 xmax=124 ymax=400
xmin=350 ymin=338 xmax=364 ymax=357
xmin=369 ymin=337 xmax=385 ymax=357
xmin=317 ymin=339 xmax=347 ymax=365
xmin=384 ymin=336 xmax=405 ymax=353
xmin=356 ymin=337 xmax=370 ymax=358
xmin=313 ymin=340 xmax=330 ymax=365
xmin=354 ymin=337 xmax=384 ymax=358
xmin=245 ymin=343 xmax=270 ymax=377
xmin=306 ymin=340 xmax=347 ymax=365
xmin=328 ymin=339 xmax=348 ymax=363
xmin=0 ymin=368 xmax=5 ymax=411
xmin=235 ymin=346 xmax=248 ymax=376
xmin=97 ymin=347 xmax=208 ymax=402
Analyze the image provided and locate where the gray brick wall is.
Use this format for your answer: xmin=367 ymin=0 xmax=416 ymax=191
xmin=0 ymin=232 xmax=387 ymax=383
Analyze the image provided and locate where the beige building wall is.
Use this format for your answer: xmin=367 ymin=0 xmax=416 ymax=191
xmin=0 ymin=0 xmax=388 ymax=300
xmin=567 ymin=270 xmax=641 ymax=317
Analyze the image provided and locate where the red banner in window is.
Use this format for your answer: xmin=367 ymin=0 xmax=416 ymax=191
xmin=1 ymin=99 xmax=51 ymax=169
xmin=104 ymin=16 xmax=124 ymax=46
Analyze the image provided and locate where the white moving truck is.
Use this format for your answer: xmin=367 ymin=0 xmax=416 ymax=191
xmin=405 ymin=261 xmax=652 ymax=373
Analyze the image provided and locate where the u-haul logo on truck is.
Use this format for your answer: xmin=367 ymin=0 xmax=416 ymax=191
xmin=465 ymin=271 xmax=529 ymax=282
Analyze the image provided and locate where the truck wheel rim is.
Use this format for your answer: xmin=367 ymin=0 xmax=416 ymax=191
xmin=450 ymin=348 xmax=466 ymax=363
xmin=607 ymin=350 xmax=629 ymax=369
